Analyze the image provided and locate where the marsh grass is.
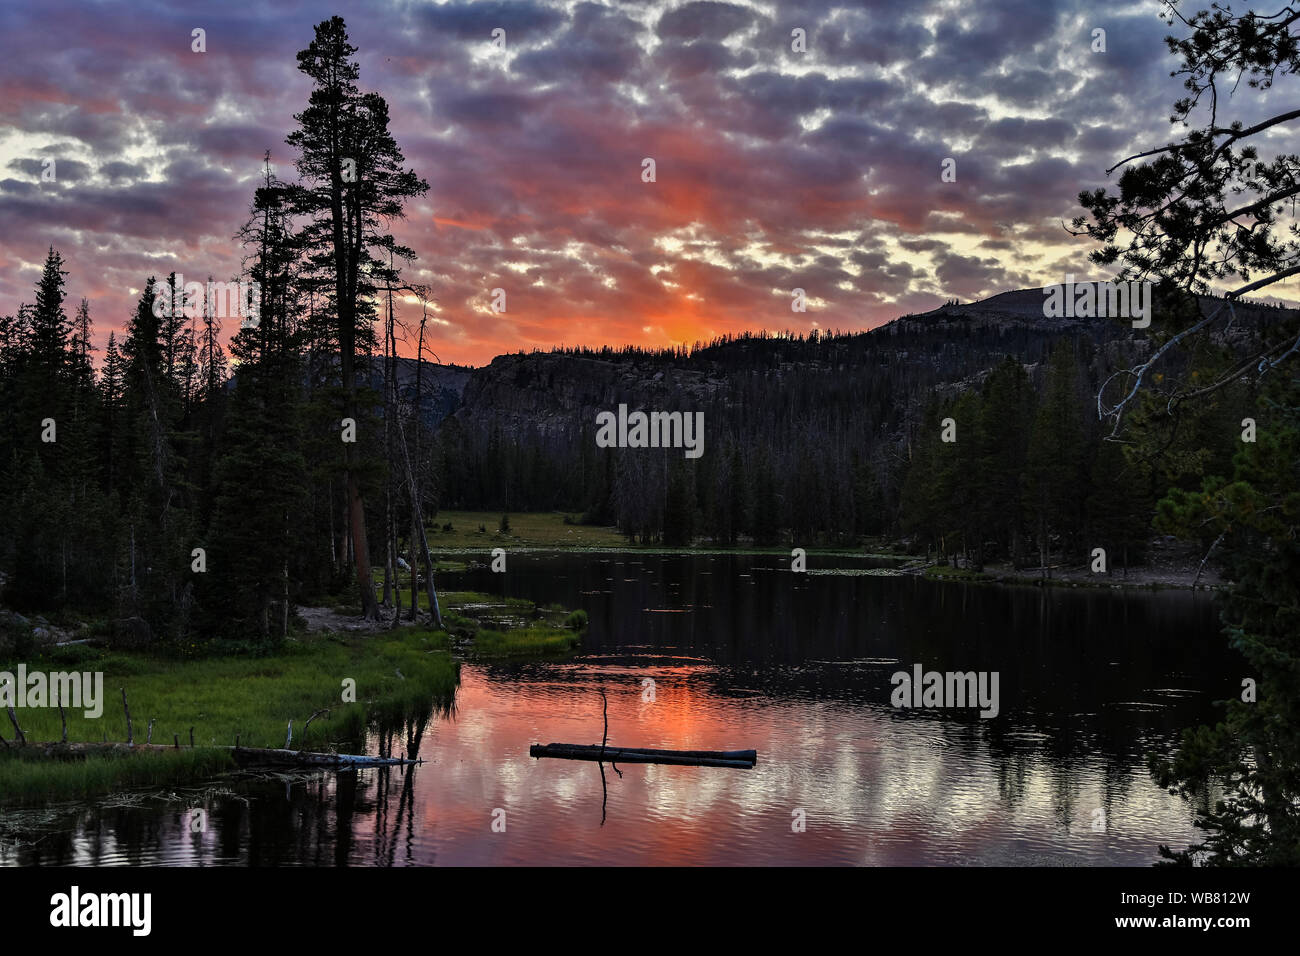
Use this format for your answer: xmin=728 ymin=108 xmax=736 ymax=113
xmin=1 ymin=590 xmax=588 ymax=803
xmin=0 ymin=628 xmax=458 ymax=804
xmin=427 ymin=510 xmax=626 ymax=548
xmin=438 ymin=593 xmax=586 ymax=653
xmin=469 ymin=626 xmax=582 ymax=657
xmin=0 ymin=747 xmax=235 ymax=803
xmin=424 ymin=510 xmax=912 ymax=559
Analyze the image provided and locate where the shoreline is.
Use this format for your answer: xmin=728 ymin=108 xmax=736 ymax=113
xmin=0 ymin=592 xmax=586 ymax=805
xmin=918 ymin=560 xmax=1224 ymax=591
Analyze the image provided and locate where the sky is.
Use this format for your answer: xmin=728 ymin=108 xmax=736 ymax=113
xmin=0 ymin=0 xmax=1293 ymax=367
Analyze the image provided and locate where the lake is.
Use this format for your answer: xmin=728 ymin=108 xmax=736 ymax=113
xmin=1 ymin=552 xmax=1237 ymax=866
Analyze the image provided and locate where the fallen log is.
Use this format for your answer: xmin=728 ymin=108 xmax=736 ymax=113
xmin=530 ymin=743 xmax=756 ymax=769
xmin=1 ymin=741 xmax=421 ymax=768
xmin=230 ymin=746 xmax=421 ymax=768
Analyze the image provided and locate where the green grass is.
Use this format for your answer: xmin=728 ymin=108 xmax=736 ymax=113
xmin=426 ymin=510 xmax=628 ymax=548
xmin=0 ymin=582 xmax=592 ymax=803
xmin=423 ymin=512 xmax=915 ymax=557
xmin=442 ymin=591 xmax=535 ymax=610
xmin=371 ymin=590 xmax=538 ymax=621
xmin=469 ymin=626 xmax=583 ymax=658
xmin=0 ymin=628 xmax=458 ymax=804
xmin=0 ymin=748 xmax=236 ymax=805
xmin=437 ymin=591 xmax=587 ymax=658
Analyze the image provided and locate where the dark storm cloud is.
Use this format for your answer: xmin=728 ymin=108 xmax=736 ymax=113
xmin=655 ymin=39 xmax=756 ymax=79
xmin=9 ymin=157 xmax=89 ymax=181
xmin=411 ymin=0 xmax=565 ymax=39
xmin=100 ymin=161 xmax=146 ymax=183
xmin=512 ymin=3 xmax=646 ymax=85
xmin=0 ymin=179 xmax=38 ymax=196
xmin=985 ymin=69 xmax=1070 ymax=109
xmin=656 ymin=2 xmax=755 ymax=41
xmin=935 ymin=250 xmax=1012 ymax=296
xmin=818 ymin=8 xmax=931 ymax=67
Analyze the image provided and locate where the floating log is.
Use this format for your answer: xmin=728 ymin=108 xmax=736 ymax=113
xmin=530 ymin=743 xmax=756 ymax=769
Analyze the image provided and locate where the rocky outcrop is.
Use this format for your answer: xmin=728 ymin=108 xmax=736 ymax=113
xmin=432 ymin=286 xmax=1297 ymax=446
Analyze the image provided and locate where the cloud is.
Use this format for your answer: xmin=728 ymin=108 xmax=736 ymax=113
xmin=0 ymin=0 xmax=1237 ymax=362
xmin=656 ymin=2 xmax=756 ymax=42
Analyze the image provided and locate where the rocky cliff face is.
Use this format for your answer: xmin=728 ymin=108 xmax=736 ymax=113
xmin=440 ymin=289 xmax=1126 ymax=440
xmin=452 ymin=352 xmax=728 ymax=440
xmin=430 ymin=287 xmax=1296 ymax=441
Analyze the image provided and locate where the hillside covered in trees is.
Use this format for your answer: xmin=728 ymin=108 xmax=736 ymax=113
xmin=1 ymin=13 xmax=1295 ymax=662
xmin=5 ymin=239 xmax=1289 ymax=657
xmin=431 ymin=289 xmax=1293 ymax=567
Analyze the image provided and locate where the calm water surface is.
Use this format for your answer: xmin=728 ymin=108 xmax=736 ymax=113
xmin=2 ymin=553 xmax=1237 ymax=866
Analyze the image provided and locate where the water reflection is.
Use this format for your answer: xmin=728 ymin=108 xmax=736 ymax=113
xmin=1 ymin=553 xmax=1236 ymax=866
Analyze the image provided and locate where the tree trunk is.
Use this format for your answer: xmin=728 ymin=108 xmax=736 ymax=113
xmin=381 ymin=541 xmax=393 ymax=608
xmin=336 ymin=153 xmax=378 ymax=620
xmin=395 ymin=413 xmax=442 ymax=629
xmin=1039 ymin=513 xmax=1048 ymax=580
xmin=409 ymin=509 xmax=420 ymax=621
xmin=328 ymin=477 xmax=337 ymax=575
xmin=348 ymin=472 xmax=379 ymax=619
xmin=282 ymin=539 xmax=290 ymax=641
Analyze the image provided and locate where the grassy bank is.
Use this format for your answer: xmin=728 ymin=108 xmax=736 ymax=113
xmin=424 ymin=510 xmax=912 ymax=559
xmin=0 ymin=628 xmax=458 ymax=804
xmin=427 ymin=510 xmax=627 ymax=548
xmin=919 ymin=561 xmax=1222 ymax=590
xmin=0 ymin=590 xmax=590 ymax=804
xmin=470 ymin=626 xmax=583 ymax=657
xmin=315 ymin=587 xmax=588 ymax=656
xmin=438 ymin=591 xmax=588 ymax=657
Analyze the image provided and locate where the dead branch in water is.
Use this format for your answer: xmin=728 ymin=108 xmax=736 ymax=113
xmin=302 ymin=708 xmax=330 ymax=742
xmin=6 ymin=707 xmax=25 ymax=746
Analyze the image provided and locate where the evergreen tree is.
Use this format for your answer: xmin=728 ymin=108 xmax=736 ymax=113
xmin=973 ymin=357 xmax=1031 ymax=566
xmin=286 ymin=15 xmax=429 ymax=619
xmin=1153 ymin=372 xmax=1300 ymax=864
xmin=662 ymin=458 xmax=695 ymax=547
xmin=28 ymin=247 xmax=71 ymax=380
xmin=203 ymin=358 xmax=307 ymax=644
xmin=1024 ymin=342 xmax=1087 ymax=572
xmin=751 ymin=450 xmax=780 ymax=546
xmin=1084 ymin=438 xmax=1150 ymax=576
xmin=201 ymin=168 xmax=310 ymax=644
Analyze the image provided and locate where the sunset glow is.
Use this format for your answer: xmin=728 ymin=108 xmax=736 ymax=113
xmin=0 ymin=0 xmax=1212 ymax=366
